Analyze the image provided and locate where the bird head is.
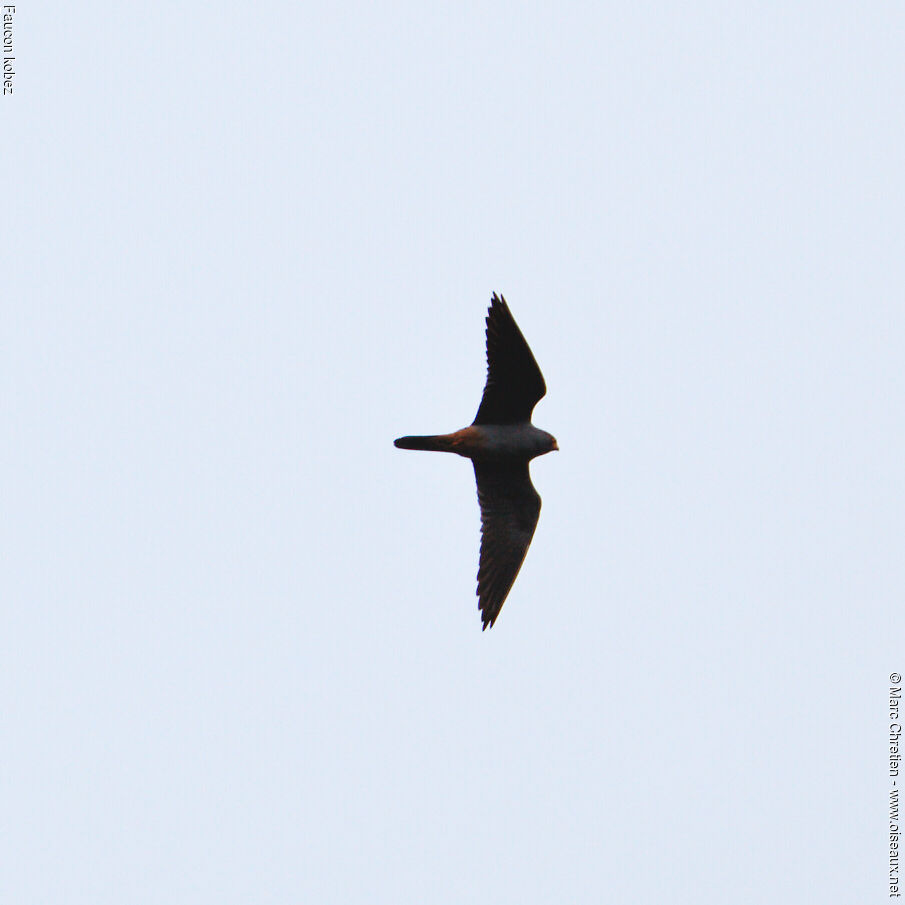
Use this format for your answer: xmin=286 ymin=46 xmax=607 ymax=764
xmin=533 ymin=430 xmax=558 ymax=457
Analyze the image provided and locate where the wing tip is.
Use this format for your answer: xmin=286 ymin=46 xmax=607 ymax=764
xmin=485 ymin=292 xmax=511 ymax=335
xmin=478 ymin=591 xmax=502 ymax=631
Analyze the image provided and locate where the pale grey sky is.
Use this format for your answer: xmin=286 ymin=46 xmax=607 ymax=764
xmin=3 ymin=2 xmax=904 ymax=903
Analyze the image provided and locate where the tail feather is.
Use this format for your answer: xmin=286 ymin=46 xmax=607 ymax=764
xmin=394 ymin=434 xmax=454 ymax=452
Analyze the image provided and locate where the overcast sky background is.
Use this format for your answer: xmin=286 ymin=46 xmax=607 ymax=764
xmin=4 ymin=3 xmax=904 ymax=903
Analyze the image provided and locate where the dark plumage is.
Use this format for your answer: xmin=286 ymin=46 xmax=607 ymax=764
xmin=395 ymin=293 xmax=557 ymax=629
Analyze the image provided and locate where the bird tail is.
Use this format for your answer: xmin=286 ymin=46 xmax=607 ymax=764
xmin=394 ymin=434 xmax=456 ymax=452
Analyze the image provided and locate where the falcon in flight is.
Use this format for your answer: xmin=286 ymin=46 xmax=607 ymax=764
xmin=395 ymin=293 xmax=558 ymax=630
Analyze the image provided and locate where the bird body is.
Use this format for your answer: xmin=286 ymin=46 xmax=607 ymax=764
xmin=395 ymin=423 xmax=557 ymax=461
xmin=395 ymin=294 xmax=557 ymax=630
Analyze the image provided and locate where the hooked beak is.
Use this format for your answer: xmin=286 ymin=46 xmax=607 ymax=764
xmin=552 ymin=439 xmax=559 ymax=451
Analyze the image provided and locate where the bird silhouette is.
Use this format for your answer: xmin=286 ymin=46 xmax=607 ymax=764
xmin=395 ymin=293 xmax=557 ymax=629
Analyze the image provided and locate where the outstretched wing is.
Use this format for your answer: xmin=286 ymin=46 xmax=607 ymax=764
xmin=473 ymin=460 xmax=542 ymax=630
xmin=473 ymin=294 xmax=547 ymax=425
